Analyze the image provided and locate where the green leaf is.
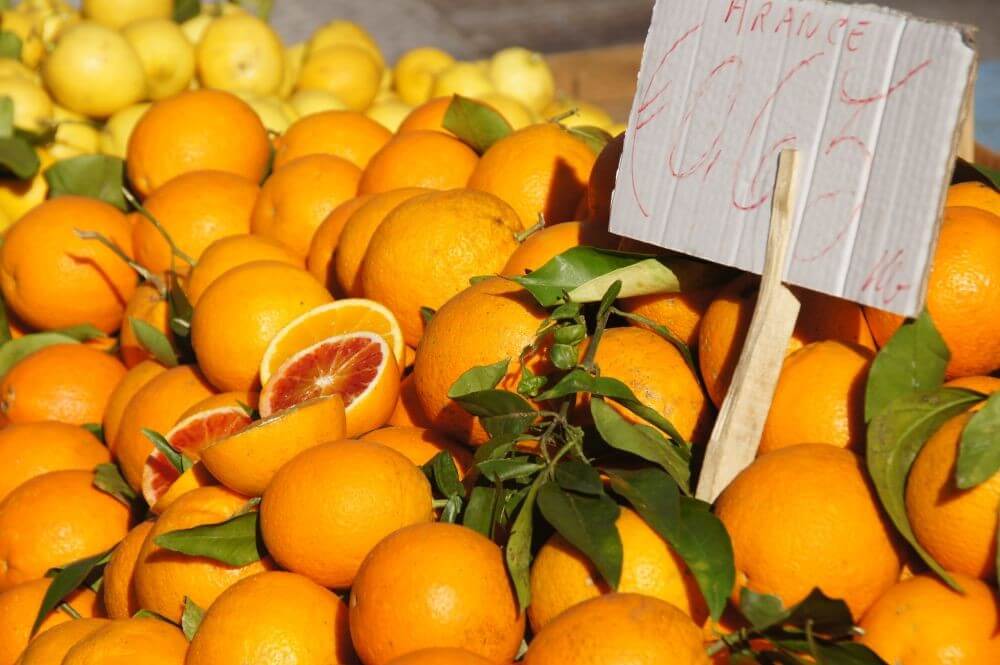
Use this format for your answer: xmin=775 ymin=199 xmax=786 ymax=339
xmin=0 ymin=332 xmax=79 ymax=378
xmin=513 ymin=247 xmax=656 ymax=307
xmin=45 ymin=155 xmax=127 ymax=210
xmin=439 ymin=494 xmax=463 ymax=523
xmin=81 ymin=423 xmax=104 ymax=441
xmin=0 ymin=97 xmax=13 ymax=138
xmin=426 ymin=451 xmax=464 ymax=498
xmin=0 ymin=293 xmax=12 ymax=345
xmin=0 ymin=135 xmax=39 ymax=179
xmin=132 ymin=609 xmax=172 ymax=621
xmin=953 ymin=157 xmax=1000 ymax=191
xmin=536 ymin=480 xmax=622 ymax=588
xmin=443 ymin=95 xmax=513 ymax=154
xmin=173 ymin=0 xmax=201 ymax=21
xmin=130 ymin=318 xmax=179 ymax=367
xmin=463 ymin=486 xmax=498 ymax=537
xmin=448 ymin=359 xmax=510 ymax=398
xmin=591 ymin=398 xmax=690 ymax=492
xmin=181 ymin=597 xmax=204 ymax=641
xmin=739 ymin=588 xmax=787 ymax=629
xmin=53 ymin=324 xmax=107 ymax=342
xmin=612 ymin=307 xmax=695 ymax=370
xmin=805 ymin=642 xmax=887 ymax=665
xmin=419 ymin=306 xmax=435 ymax=326
xmin=549 ymin=343 xmax=578 ymax=370
xmin=505 ymin=478 xmax=541 ymax=609
xmin=956 ymin=393 xmax=1000 ymax=489
xmin=971 ymin=164 xmax=1000 ymax=190
xmin=550 ymin=302 xmax=583 ymax=320
xmin=93 ymin=462 xmax=138 ymax=506
xmin=452 ymin=388 xmax=536 ymax=440
xmin=554 ymin=461 xmax=603 ymax=495
xmin=155 ymin=511 xmax=265 ymax=566
xmin=864 ymin=311 xmax=949 ymax=422
xmin=234 ymin=0 xmax=272 ymax=19
xmin=553 ymin=323 xmax=586 ymax=345
xmin=32 ymin=548 xmax=113 ymax=635
xmin=781 ymin=588 xmax=855 ymax=635
xmin=516 ymin=366 xmax=547 ymax=398
xmin=605 ymin=467 xmax=681 ymax=532
xmin=143 ymin=428 xmax=184 ymax=474
xmin=568 ymin=258 xmax=685 ymax=304
xmin=566 ymin=125 xmax=612 ymax=154
xmin=0 ymin=32 xmax=21 ymax=60
xmin=866 ymin=387 xmax=981 ymax=589
xmin=477 ymin=456 xmax=545 ymax=483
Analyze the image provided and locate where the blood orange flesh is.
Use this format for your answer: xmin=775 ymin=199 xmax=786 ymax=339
xmin=141 ymin=406 xmax=252 ymax=507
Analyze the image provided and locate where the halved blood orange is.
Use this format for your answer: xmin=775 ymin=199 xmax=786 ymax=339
xmin=259 ymin=331 xmax=400 ymax=437
xmin=259 ymin=299 xmax=406 ymax=385
xmin=141 ymin=406 xmax=253 ymax=509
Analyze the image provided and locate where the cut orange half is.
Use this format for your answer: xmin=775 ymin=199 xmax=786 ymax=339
xmin=260 ymin=299 xmax=406 ymax=385
xmin=260 ymin=331 xmax=400 ymax=437
xmin=200 ymin=395 xmax=346 ymax=496
xmin=141 ymin=406 xmax=252 ymax=508
xmin=151 ymin=461 xmax=217 ymax=515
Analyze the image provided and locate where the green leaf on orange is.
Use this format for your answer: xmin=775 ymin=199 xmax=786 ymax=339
xmin=130 ymin=318 xmax=179 ymax=367
xmin=505 ymin=477 xmax=541 ymax=610
xmin=142 ymin=428 xmax=185 ymax=474
xmin=566 ymin=125 xmax=612 ymax=154
xmin=93 ymin=462 xmax=138 ymax=506
xmin=448 ymin=358 xmax=509 ymax=398
xmin=155 ymin=511 xmax=265 ymax=566
xmin=0 ymin=134 xmax=38 ymax=179
xmin=956 ymin=392 xmax=1000 ymax=489
xmin=442 ymin=95 xmax=512 ymax=154
xmin=0 ymin=332 xmax=79 ymax=378
xmin=32 ymin=547 xmax=113 ymax=635
xmin=44 ymin=155 xmax=127 ymax=210
xmin=0 ymin=33 xmax=20 ymax=61
xmin=52 ymin=324 xmax=107 ymax=342
xmin=463 ymin=486 xmax=498 ymax=537
xmin=181 ymin=597 xmax=204 ymax=641
xmin=0 ymin=292 xmax=11 ymax=346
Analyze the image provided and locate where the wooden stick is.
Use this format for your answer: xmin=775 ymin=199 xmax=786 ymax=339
xmin=695 ymin=149 xmax=802 ymax=503
xmin=957 ymin=79 xmax=975 ymax=163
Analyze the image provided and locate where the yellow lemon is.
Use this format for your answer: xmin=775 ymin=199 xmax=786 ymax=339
xmin=543 ymin=97 xmax=614 ymax=130
xmin=180 ymin=13 xmax=213 ymax=45
xmin=296 ymin=44 xmax=382 ymax=112
xmin=365 ymin=97 xmax=413 ymax=132
xmin=81 ymin=0 xmax=171 ymax=29
xmin=1 ymin=10 xmax=45 ymax=68
xmin=279 ymin=42 xmax=306 ymax=99
xmin=0 ymin=59 xmax=40 ymax=85
xmin=287 ymin=89 xmax=347 ymax=117
xmin=0 ymin=76 xmax=53 ymax=133
xmin=43 ymin=21 xmax=147 ymax=118
xmin=99 ymin=102 xmax=151 ymax=158
xmin=237 ymin=94 xmax=298 ymax=133
xmin=480 ymin=93 xmax=535 ymax=130
xmin=489 ymin=47 xmax=555 ymax=113
xmin=122 ymin=18 xmax=195 ymax=100
xmin=308 ymin=19 xmax=383 ymax=67
xmin=49 ymin=105 xmax=101 ymax=160
xmin=196 ymin=13 xmax=284 ymax=97
xmin=607 ymin=122 xmax=627 ymax=136
xmin=431 ymin=61 xmax=495 ymax=100
xmin=393 ymin=46 xmax=454 ymax=106
xmin=0 ymin=148 xmax=53 ymax=222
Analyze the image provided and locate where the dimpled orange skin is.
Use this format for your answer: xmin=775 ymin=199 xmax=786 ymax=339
xmin=334 ymin=188 xmax=429 ymax=297
xmin=0 ymin=469 xmax=131 ymax=592
xmin=251 ymin=154 xmax=362 ymax=258
xmin=61 ymin=618 xmax=188 ymax=665
xmin=102 ymin=360 xmax=166 ymax=451
xmin=0 ymin=579 xmax=103 ymax=665
xmin=523 ymin=593 xmax=710 ymax=665
xmin=759 ymin=341 xmax=874 ymax=455
xmin=184 ymin=234 xmax=303 ymax=306
xmin=349 ymin=522 xmax=525 ymax=665
xmin=186 ymin=571 xmax=356 ymax=665
xmin=273 ymin=110 xmax=392 ymax=170
xmin=191 ymin=261 xmax=333 ymax=392
xmin=126 ymin=89 xmax=270 ymax=197
xmin=413 ymin=277 xmax=548 ymax=445
xmin=585 ymin=132 xmax=624 ymax=226
xmin=119 ymin=282 xmax=171 ymax=368
xmin=858 ymin=573 xmax=1000 ymax=665
xmin=112 ymin=364 xmax=216 ymax=491
xmin=360 ymin=426 xmax=473 ymax=477
xmin=397 ymin=96 xmax=456 ymax=136
xmin=102 ymin=521 xmax=154 ymax=619
xmin=0 ymin=421 xmax=109 ymax=502
xmin=945 ymin=181 xmax=1000 ymax=217
xmin=358 ymin=130 xmax=478 ymax=195
xmin=133 ymin=486 xmax=272 ymax=622
xmin=529 ymin=508 xmax=708 ymax=633
xmin=468 ymin=123 xmax=597 ymax=228
xmin=0 ymin=196 xmax=137 ymax=333
xmin=388 ymin=374 xmax=433 ymax=428
xmin=360 ymin=189 xmax=523 ymax=346
xmin=618 ymin=289 xmax=720 ymax=349
xmin=715 ymin=444 xmax=902 ymax=619
xmin=261 ymin=440 xmax=434 ymax=589
xmin=15 ymin=617 xmax=109 ymax=665
xmin=699 ymin=275 xmax=875 ymax=407
xmin=906 ymin=413 xmax=1000 ymax=581
xmin=307 ymin=194 xmax=373 ymax=293
xmin=387 ymin=649 xmax=495 ymax=665
xmin=501 ymin=221 xmax=617 ymax=277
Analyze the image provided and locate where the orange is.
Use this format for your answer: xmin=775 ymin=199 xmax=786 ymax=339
xmin=200 ymin=395 xmax=346 ymax=497
xmin=261 ymin=439 xmax=433 ymax=588
xmin=119 ymin=282 xmax=171 ymax=368
xmin=0 ymin=579 xmax=103 ymax=665
xmin=413 ymin=277 xmax=548 ymax=444
xmin=251 ymin=154 xmax=362 ymax=258
xmin=126 ymin=89 xmax=270 ymax=197
xmin=360 ymin=189 xmax=522 ymax=346
xmin=864 ymin=305 xmax=903 ymax=349
xmin=468 ymin=123 xmax=597 ymax=228
xmin=184 ymin=234 xmax=303 ymax=306
xmin=102 ymin=360 xmax=166 ymax=450
xmin=619 ymin=288 xmax=720 ymax=350
xmin=397 ymin=96 xmax=456 ymax=135
xmin=102 ymin=521 xmax=155 ymax=619
xmin=715 ymin=444 xmax=902 ymax=619
xmin=906 ymin=412 xmax=1000 ymax=580
xmin=307 ymin=194 xmax=373 ymax=292
xmin=524 ymin=593 xmax=708 ymax=665
xmin=360 ymin=426 xmax=472 ymax=476
xmin=858 ymin=573 xmax=1000 ymax=664
xmin=151 ymin=462 xmax=217 ymax=515
xmin=529 ymin=507 xmax=707 ymax=633
xmin=61 ymin=618 xmax=188 ymax=665
xmin=358 ymin=130 xmax=478 ymax=195
xmin=334 ymin=187 xmax=429 ymax=296
xmin=501 ymin=221 xmax=616 ymax=277
xmin=186 ymin=571 xmax=355 ymax=665
xmin=0 ymin=469 xmax=131 ymax=591
xmin=0 ymin=344 xmax=127 ymax=426
xmin=0 ymin=196 xmax=136 ymax=333
xmin=260 ymin=299 xmax=406 ymax=384
xmin=585 ymin=326 xmax=709 ymax=443
xmin=349 ymin=522 xmax=525 ymax=665
xmin=388 ymin=373 xmax=433 ymax=428
xmin=133 ymin=170 xmax=259 ymax=276
xmin=386 ymin=649 xmax=494 ymax=665
xmin=180 ymin=390 xmax=259 ymax=417
xmin=112 ymin=364 xmax=216 ymax=491
xmin=15 ymin=618 xmax=109 ymax=665
xmin=946 ymin=181 xmax=1000 ymax=217
xmin=586 ymin=131 xmax=624 ymax=225
xmin=0 ymin=421 xmax=109 ymax=502
xmin=133 ymin=486 xmax=272 ymax=622
xmin=191 ymin=261 xmax=333 ymax=392
xmin=273 ymin=110 xmax=392 ymax=170
xmin=699 ymin=275 xmax=875 ymax=407
xmin=759 ymin=341 xmax=874 ymax=455
xmin=945 ymin=375 xmax=1000 ymax=398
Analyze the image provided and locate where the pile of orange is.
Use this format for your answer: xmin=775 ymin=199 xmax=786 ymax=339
xmin=0 ymin=13 xmax=998 ymax=665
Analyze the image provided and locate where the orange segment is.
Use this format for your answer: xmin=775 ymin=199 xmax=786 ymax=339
xmin=152 ymin=462 xmax=218 ymax=515
xmin=200 ymin=395 xmax=346 ymax=496
xmin=260 ymin=299 xmax=406 ymax=385
xmin=260 ymin=331 xmax=400 ymax=437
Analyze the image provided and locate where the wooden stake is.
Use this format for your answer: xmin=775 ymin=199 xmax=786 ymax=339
xmin=957 ymin=79 xmax=975 ymax=163
xmin=695 ymin=149 xmax=802 ymax=503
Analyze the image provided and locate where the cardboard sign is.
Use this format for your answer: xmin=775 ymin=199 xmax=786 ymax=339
xmin=610 ymin=0 xmax=976 ymax=316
